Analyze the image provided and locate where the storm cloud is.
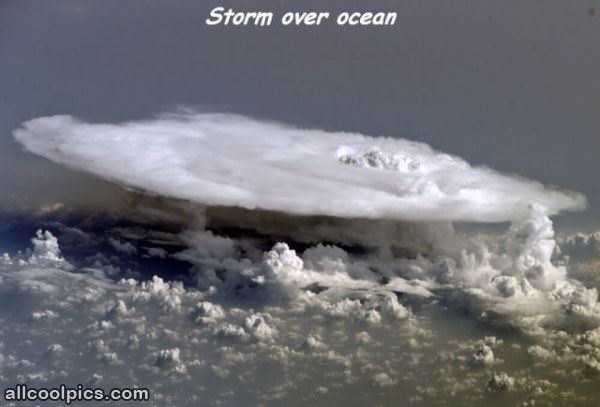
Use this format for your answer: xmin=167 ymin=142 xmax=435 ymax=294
xmin=14 ymin=113 xmax=585 ymax=222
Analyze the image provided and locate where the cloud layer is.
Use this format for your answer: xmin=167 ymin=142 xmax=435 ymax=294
xmin=14 ymin=113 xmax=585 ymax=222
xmin=2 ymin=227 xmax=600 ymax=406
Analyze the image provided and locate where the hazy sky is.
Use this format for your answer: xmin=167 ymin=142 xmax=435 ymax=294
xmin=1 ymin=0 xmax=599 ymax=229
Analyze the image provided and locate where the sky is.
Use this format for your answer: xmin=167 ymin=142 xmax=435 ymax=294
xmin=1 ymin=0 xmax=600 ymax=230
xmin=3 ymin=2 xmax=600 ymax=406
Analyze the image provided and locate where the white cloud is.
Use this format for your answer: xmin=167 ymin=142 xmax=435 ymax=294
xmin=487 ymin=372 xmax=515 ymax=392
xmin=471 ymin=343 xmax=495 ymax=367
xmin=14 ymin=113 xmax=585 ymax=222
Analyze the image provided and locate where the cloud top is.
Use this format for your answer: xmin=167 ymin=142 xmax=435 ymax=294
xmin=14 ymin=113 xmax=585 ymax=222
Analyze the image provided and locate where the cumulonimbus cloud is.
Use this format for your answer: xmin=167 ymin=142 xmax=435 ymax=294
xmin=7 ymin=114 xmax=600 ymax=404
xmin=13 ymin=112 xmax=585 ymax=222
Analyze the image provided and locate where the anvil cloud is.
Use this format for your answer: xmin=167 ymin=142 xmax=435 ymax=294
xmin=14 ymin=113 xmax=585 ymax=222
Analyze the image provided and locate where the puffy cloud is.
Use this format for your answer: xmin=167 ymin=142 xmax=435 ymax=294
xmin=28 ymin=229 xmax=69 ymax=267
xmin=558 ymin=231 xmax=600 ymax=263
xmin=31 ymin=310 xmax=58 ymax=321
xmin=487 ymin=372 xmax=515 ymax=392
xmin=244 ymin=313 xmax=277 ymax=341
xmin=154 ymin=348 xmax=186 ymax=374
xmin=46 ymin=344 xmax=64 ymax=355
xmin=373 ymin=372 xmax=395 ymax=387
xmin=471 ymin=343 xmax=495 ymax=367
xmin=14 ymin=113 xmax=584 ymax=222
xmin=106 ymin=299 xmax=130 ymax=320
xmin=0 ymin=229 xmax=598 ymax=405
xmin=527 ymin=345 xmax=555 ymax=361
xmin=190 ymin=301 xmax=225 ymax=325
